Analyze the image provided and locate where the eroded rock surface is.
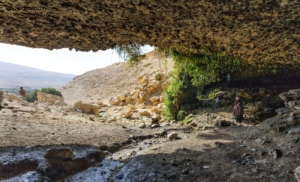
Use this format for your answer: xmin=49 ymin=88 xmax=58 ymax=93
xmin=0 ymin=0 xmax=299 ymax=64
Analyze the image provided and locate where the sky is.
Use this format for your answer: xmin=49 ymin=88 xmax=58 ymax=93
xmin=0 ymin=43 xmax=154 ymax=75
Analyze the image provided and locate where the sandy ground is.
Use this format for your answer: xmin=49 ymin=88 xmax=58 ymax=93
xmin=0 ymin=98 xmax=299 ymax=181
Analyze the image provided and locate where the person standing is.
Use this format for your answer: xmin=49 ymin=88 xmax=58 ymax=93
xmin=0 ymin=90 xmax=3 ymax=110
xmin=213 ymin=96 xmax=219 ymax=110
xmin=225 ymin=73 xmax=231 ymax=88
xmin=19 ymin=87 xmax=26 ymax=100
xmin=233 ymin=96 xmax=244 ymax=126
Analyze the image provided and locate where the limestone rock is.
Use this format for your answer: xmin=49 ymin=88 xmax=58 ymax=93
xmin=295 ymin=166 xmax=300 ymax=182
xmin=73 ymin=101 xmax=99 ymax=115
xmin=1 ymin=1 xmax=298 ymax=65
xmin=109 ymin=98 xmax=121 ymax=106
xmin=123 ymin=107 xmax=133 ymax=119
xmin=138 ymin=123 xmax=146 ymax=129
xmin=139 ymin=110 xmax=151 ymax=118
xmin=150 ymin=96 xmax=160 ymax=106
xmin=37 ymin=92 xmax=65 ymax=105
xmin=167 ymin=132 xmax=178 ymax=141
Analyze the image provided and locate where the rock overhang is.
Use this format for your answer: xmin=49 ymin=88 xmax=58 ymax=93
xmin=0 ymin=0 xmax=299 ymax=65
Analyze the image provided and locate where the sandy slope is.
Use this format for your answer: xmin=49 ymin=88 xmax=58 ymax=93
xmin=61 ymin=50 xmax=173 ymax=105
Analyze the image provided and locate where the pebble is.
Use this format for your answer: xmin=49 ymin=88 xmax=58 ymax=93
xmin=167 ymin=132 xmax=178 ymax=140
xmin=269 ymin=149 xmax=282 ymax=159
xmin=116 ymin=173 xmax=124 ymax=180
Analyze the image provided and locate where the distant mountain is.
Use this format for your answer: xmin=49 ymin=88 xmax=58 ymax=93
xmin=0 ymin=61 xmax=75 ymax=88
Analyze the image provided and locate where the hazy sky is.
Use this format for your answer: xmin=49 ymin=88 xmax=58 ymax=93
xmin=0 ymin=43 xmax=153 ymax=75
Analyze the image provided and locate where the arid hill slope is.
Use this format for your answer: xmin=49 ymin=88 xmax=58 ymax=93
xmin=61 ymin=51 xmax=173 ymax=105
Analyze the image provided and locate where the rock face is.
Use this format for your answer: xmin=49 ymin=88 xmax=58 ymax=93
xmin=0 ymin=1 xmax=299 ymax=65
xmin=37 ymin=91 xmax=66 ymax=105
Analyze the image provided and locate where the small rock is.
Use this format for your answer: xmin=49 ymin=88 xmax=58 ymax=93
xmin=160 ymin=122 xmax=170 ymax=127
xmin=45 ymin=148 xmax=73 ymax=160
xmin=255 ymin=138 xmax=271 ymax=144
xmin=203 ymin=165 xmax=210 ymax=169
xmin=108 ymin=117 xmax=117 ymax=122
xmin=288 ymin=127 xmax=300 ymax=135
xmin=275 ymin=107 xmax=291 ymax=115
xmin=167 ymin=132 xmax=178 ymax=140
xmin=151 ymin=123 xmax=159 ymax=128
xmin=294 ymin=166 xmax=300 ymax=182
xmin=292 ymin=136 xmax=299 ymax=144
xmin=151 ymin=116 xmax=159 ymax=125
xmin=236 ymin=153 xmax=255 ymax=165
xmin=217 ymin=120 xmax=231 ymax=127
xmin=182 ymin=168 xmax=189 ymax=174
xmin=189 ymin=122 xmax=198 ymax=127
xmin=171 ymin=160 xmax=178 ymax=166
xmin=116 ymin=173 xmax=124 ymax=180
xmin=138 ymin=122 xmax=146 ymax=128
xmin=269 ymin=148 xmax=282 ymax=159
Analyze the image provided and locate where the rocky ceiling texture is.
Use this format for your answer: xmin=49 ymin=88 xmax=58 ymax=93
xmin=0 ymin=0 xmax=299 ymax=65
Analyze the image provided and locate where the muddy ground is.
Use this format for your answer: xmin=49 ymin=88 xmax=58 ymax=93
xmin=0 ymin=97 xmax=299 ymax=182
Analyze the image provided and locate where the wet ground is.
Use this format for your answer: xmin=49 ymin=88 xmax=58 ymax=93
xmin=0 ymin=100 xmax=299 ymax=181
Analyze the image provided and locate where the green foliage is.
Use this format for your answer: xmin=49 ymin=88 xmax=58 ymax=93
xmin=164 ymin=50 xmax=243 ymax=120
xmin=114 ymin=44 xmax=144 ymax=66
xmin=155 ymin=73 xmax=162 ymax=81
xmin=25 ymin=88 xmax=62 ymax=103
xmin=41 ymin=88 xmax=62 ymax=97
xmin=172 ymin=51 xmax=242 ymax=88
xmin=163 ymin=75 xmax=184 ymax=120
xmin=177 ymin=110 xmax=188 ymax=121
xmin=208 ymin=88 xmax=221 ymax=99
xmin=26 ymin=89 xmax=39 ymax=103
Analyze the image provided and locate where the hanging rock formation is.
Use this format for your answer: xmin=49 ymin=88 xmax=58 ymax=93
xmin=0 ymin=0 xmax=299 ymax=64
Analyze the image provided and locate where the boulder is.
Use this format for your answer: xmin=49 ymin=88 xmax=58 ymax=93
xmin=138 ymin=74 xmax=149 ymax=86
xmin=125 ymin=97 xmax=132 ymax=105
xmin=139 ymin=110 xmax=151 ymax=118
xmin=123 ymin=107 xmax=133 ymax=118
xmin=295 ymin=166 xmax=300 ymax=182
xmin=73 ymin=101 xmax=99 ymax=115
xmin=149 ymin=96 xmax=160 ymax=106
xmin=37 ymin=92 xmax=65 ymax=105
xmin=109 ymin=97 xmax=121 ymax=106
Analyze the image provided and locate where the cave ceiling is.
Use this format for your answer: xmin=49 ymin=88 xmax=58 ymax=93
xmin=0 ymin=0 xmax=299 ymax=65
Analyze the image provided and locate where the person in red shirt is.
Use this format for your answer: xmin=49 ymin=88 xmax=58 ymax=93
xmin=233 ymin=96 xmax=244 ymax=126
xmin=19 ymin=87 xmax=26 ymax=100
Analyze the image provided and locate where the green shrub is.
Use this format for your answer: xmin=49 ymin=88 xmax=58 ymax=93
xmin=41 ymin=88 xmax=62 ymax=97
xmin=177 ymin=110 xmax=188 ymax=121
xmin=26 ymin=89 xmax=40 ymax=103
xmin=114 ymin=44 xmax=144 ymax=66
xmin=208 ymin=88 xmax=221 ymax=99
xmin=163 ymin=75 xmax=184 ymax=120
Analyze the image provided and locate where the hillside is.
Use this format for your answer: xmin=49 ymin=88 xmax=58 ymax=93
xmin=0 ymin=61 xmax=75 ymax=88
xmin=61 ymin=50 xmax=173 ymax=105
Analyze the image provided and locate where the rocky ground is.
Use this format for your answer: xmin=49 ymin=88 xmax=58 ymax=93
xmin=0 ymin=52 xmax=300 ymax=181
